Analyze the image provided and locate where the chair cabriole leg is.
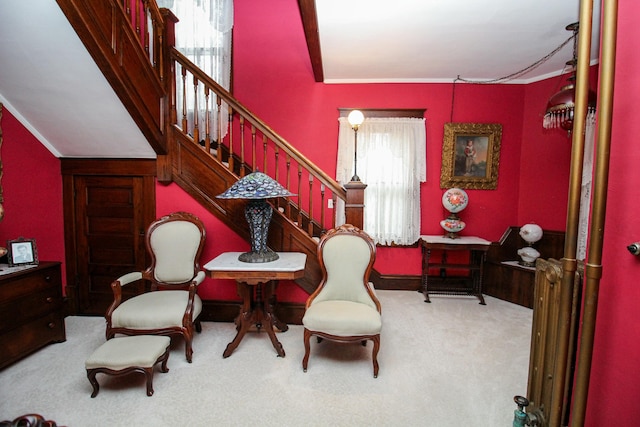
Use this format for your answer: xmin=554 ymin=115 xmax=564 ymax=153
xmin=302 ymin=328 xmax=312 ymax=372
xmin=372 ymin=335 xmax=380 ymax=378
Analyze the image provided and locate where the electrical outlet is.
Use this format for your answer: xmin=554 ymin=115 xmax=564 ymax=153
xmin=328 ymin=199 xmax=334 ymax=209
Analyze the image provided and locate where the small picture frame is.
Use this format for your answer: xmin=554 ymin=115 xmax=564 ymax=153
xmin=7 ymin=238 xmax=39 ymax=266
xmin=440 ymin=122 xmax=502 ymax=190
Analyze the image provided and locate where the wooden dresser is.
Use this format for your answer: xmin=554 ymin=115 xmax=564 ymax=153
xmin=0 ymin=262 xmax=66 ymax=369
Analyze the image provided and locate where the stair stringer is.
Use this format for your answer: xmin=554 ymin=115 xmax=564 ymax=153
xmin=168 ymin=129 xmax=322 ymax=294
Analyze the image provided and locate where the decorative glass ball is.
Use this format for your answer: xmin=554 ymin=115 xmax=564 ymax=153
xmin=442 ymin=188 xmax=469 ymax=214
xmin=440 ymin=218 xmax=466 ymax=233
xmin=519 ymin=223 xmax=543 ymax=244
xmin=518 ymin=247 xmax=541 ymax=264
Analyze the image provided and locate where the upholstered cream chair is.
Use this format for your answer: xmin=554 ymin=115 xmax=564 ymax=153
xmin=302 ymin=224 xmax=382 ymax=377
xmin=105 ymin=212 xmax=206 ymax=363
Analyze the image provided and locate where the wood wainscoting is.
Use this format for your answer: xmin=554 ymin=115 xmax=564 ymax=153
xmin=483 ymin=226 xmax=565 ymax=308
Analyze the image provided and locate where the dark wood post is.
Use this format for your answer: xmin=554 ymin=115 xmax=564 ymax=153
xmin=157 ymin=8 xmax=178 ymax=183
xmin=344 ymin=180 xmax=367 ymax=229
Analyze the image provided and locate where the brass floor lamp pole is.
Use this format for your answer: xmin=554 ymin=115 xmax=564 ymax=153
xmin=570 ymin=0 xmax=618 ymax=425
xmin=547 ymin=1 xmax=596 ymax=424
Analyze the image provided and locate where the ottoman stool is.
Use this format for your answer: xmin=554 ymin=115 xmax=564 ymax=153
xmin=85 ymin=335 xmax=171 ymax=397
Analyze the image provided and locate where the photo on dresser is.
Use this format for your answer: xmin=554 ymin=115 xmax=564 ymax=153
xmin=7 ymin=237 xmax=38 ymax=267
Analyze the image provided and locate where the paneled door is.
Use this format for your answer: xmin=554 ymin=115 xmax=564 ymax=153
xmin=62 ymin=160 xmax=156 ymax=315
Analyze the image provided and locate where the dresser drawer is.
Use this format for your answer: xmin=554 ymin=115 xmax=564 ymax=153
xmin=0 ymin=286 xmax=63 ymax=333
xmin=0 ymin=265 xmax=61 ymax=304
xmin=0 ymin=311 xmax=66 ymax=369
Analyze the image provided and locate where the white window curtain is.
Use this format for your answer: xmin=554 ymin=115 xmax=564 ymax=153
xmin=158 ymin=0 xmax=233 ymax=141
xmin=336 ymin=117 xmax=427 ymax=245
xmin=577 ymin=115 xmax=597 ymax=261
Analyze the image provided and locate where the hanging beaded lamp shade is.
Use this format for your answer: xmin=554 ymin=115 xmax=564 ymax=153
xmin=543 ymin=79 xmax=597 ymax=132
xmin=542 ymin=22 xmax=597 ymax=133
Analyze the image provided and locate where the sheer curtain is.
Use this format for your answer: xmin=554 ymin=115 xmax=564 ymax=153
xmin=577 ymin=116 xmax=597 ymax=261
xmin=158 ymin=0 xmax=233 ymax=140
xmin=336 ymin=117 xmax=426 ymax=245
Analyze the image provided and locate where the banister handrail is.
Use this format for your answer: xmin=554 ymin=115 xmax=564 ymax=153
xmin=57 ymin=0 xmax=365 ymax=291
xmin=117 ymin=0 xmax=165 ymax=72
xmin=116 ymin=0 xmax=364 ymax=242
xmin=170 ymin=48 xmax=346 ymax=202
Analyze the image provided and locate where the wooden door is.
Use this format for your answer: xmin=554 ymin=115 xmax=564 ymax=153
xmin=62 ymin=159 xmax=156 ymax=315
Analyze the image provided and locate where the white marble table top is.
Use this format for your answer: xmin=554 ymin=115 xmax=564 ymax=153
xmin=502 ymin=260 xmax=536 ymax=271
xmin=204 ymin=252 xmax=307 ymax=272
xmin=419 ymin=235 xmax=491 ymax=245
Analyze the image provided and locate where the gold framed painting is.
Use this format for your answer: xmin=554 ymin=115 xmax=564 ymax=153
xmin=440 ymin=122 xmax=502 ymax=190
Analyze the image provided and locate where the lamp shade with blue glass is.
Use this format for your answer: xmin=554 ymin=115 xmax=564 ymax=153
xmin=217 ymin=172 xmax=295 ymax=263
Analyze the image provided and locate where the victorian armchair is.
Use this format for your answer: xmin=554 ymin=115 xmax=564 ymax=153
xmin=105 ymin=211 xmax=206 ymax=363
xmin=302 ymin=224 xmax=382 ymax=377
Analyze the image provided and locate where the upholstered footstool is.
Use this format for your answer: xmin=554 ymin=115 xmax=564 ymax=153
xmin=85 ymin=335 xmax=171 ymax=397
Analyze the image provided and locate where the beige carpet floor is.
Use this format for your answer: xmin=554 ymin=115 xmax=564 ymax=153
xmin=0 ymin=290 xmax=532 ymax=426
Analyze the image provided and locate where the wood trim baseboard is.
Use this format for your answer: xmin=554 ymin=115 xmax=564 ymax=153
xmin=371 ymin=272 xmax=421 ymax=291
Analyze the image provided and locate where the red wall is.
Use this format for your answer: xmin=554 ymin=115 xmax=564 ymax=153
xmin=0 ymin=1 xmax=581 ymax=303
xmin=520 ymin=77 xmax=573 ymax=230
xmin=0 ymin=109 xmax=65 ymax=281
xmin=584 ymin=0 xmax=640 ymax=424
xmin=520 ymin=66 xmax=601 ymax=231
xmin=155 ymin=182 xmax=247 ymax=300
xmin=154 ymin=183 xmax=310 ymax=302
xmin=233 ymin=0 xmax=531 ymax=277
xmin=2 ymin=0 xmax=639 ymax=423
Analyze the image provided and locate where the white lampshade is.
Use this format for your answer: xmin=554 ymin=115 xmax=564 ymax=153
xmin=347 ymin=110 xmax=365 ymax=128
xmin=519 ymin=223 xmax=543 ymax=244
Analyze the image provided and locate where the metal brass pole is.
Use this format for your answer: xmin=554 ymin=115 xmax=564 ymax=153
xmin=548 ymin=1 xmax=594 ymax=425
xmin=351 ymin=127 xmax=360 ymax=181
xmin=571 ymin=0 xmax=618 ymax=425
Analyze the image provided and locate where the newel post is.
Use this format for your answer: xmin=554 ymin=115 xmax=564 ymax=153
xmin=156 ymin=8 xmax=178 ymax=183
xmin=344 ymin=180 xmax=367 ymax=230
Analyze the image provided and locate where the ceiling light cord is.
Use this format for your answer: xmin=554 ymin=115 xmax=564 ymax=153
xmin=455 ymin=35 xmax=575 ymax=84
xmin=450 ymin=76 xmax=461 ymax=122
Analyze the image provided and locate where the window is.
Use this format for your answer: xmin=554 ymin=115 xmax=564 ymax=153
xmin=159 ymin=0 xmax=233 ymax=139
xmin=336 ymin=111 xmax=426 ymax=245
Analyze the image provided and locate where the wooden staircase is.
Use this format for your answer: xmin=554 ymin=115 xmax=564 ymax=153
xmin=56 ymin=0 xmax=366 ymax=294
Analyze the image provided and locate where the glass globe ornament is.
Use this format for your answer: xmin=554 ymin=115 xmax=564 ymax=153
xmin=442 ymin=188 xmax=469 ymax=213
xmin=440 ymin=217 xmax=466 ymax=235
xmin=440 ymin=188 xmax=469 ymax=239
xmin=518 ymin=247 xmax=541 ymax=266
xmin=518 ymin=223 xmax=543 ymax=267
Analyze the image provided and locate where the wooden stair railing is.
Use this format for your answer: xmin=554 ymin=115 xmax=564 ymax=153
xmin=56 ymin=0 xmax=366 ymax=293
xmin=163 ymin=48 xmax=366 ymax=292
xmin=168 ymin=48 xmax=353 ymax=229
xmin=56 ymin=0 xmax=168 ymax=154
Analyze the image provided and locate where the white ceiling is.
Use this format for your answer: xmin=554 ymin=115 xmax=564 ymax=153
xmin=0 ymin=0 xmax=155 ymax=158
xmin=315 ymin=0 xmax=601 ymax=84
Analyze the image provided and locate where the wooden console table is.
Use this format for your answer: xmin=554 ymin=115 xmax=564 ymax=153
xmin=420 ymin=235 xmax=491 ymax=305
xmin=204 ymin=252 xmax=307 ymax=358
